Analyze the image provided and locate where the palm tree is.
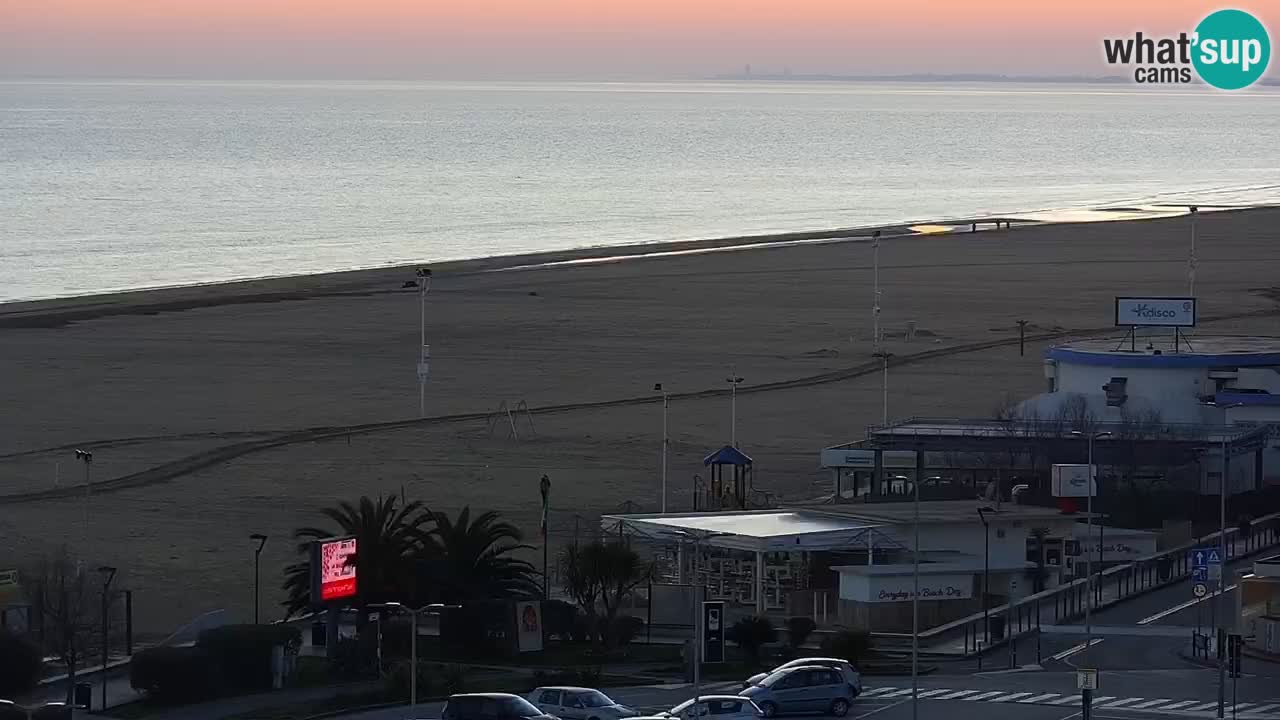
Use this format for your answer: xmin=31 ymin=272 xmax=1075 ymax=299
xmin=282 ymin=495 xmax=434 ymax=617
xmin=418 ymin=506 xmax=542 ymax=604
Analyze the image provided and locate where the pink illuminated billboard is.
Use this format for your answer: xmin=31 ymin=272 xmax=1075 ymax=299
xmin=310 ymin=536 xmax=357 ymax=604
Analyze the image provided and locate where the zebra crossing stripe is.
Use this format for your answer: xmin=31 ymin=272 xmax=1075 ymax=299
xmin=988 ymin=693 xmax=1034 ymax=703
xmin=1243 ymin=704 xmax=1280 ymax=714
xmin=1018 ymin=694 xmax=1062 ymax=704
xmin=1233 ymin=704 xmax=1259 ymax=713
xmin=1126 ymin=699 xmax=1173 ymax=709
xmin=963 ymin=691 xmax=1008 ymax=702
xmin=1185 ymin=702 xmax=1221 ymax=712
xmin=915 ymin=689 xmax=953 ymax=698
xmin=1089 ymin=697 xmax=1117 ymax=705
xmin=1099 ymin=698 xmax=1145 ymax=708
xmin=879 ymin=689 xmax=916 ymax=698
xmin=1156 ymin=701 xmax=1200 ymax=711
xmin=1050 ymin=695 xmax=1084 ymax=705
xmin=860 ymin=687 xmax=896 ymax=697
xmin=934 ymin=690 xmax=980 ymax=700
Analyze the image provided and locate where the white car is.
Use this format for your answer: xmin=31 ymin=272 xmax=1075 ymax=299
xmin=527 ymin=687 xmax=640 ymax=720
xmin=743 ymin=658 xmax=861 ymax=694
xmin=658 ymin=696 xmax=763 ymax=720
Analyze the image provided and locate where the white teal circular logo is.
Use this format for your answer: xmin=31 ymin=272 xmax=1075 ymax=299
xmin=1192 ymin=9 xmax=1271 ymax=90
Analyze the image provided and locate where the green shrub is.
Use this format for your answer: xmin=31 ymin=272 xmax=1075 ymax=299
xmin=130 ymin=646 xmax=219 ymax=703
xmin=785 ymin=617 xmax=817 ymax=650
xmin=196 ymin=624 xmax=302 ymax=693
xmin=384 ymin=660 xmax=434 ymax=699
xmin=0 ymin=630 xmax=42 ymax=699
xmin=819 ymin=629 xmax=871 ymax=665
xmin=543 ymin=600 xmax=579 ymax=641
xmin=610 ymin=615 xmax=645 ymax=647
xmin=726 ymin=616 xmax=776 ymax=663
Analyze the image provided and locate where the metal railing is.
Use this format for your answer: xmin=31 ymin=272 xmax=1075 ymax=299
xmin=872 ymin=510 xmax=1280 ymax=655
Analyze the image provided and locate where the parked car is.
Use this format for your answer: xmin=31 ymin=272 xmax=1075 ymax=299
xmin=741 ymin=666 xmax=858 ymax=718
xmin=657 ymin=696 xmax=763 ymax=720
xmin=528 ymin=687 xmax=640 ymax=720
xmin=443 ymin=693 xmax=560 ymax=720
xmin=743 ymin=657 xmax=861 ymax=692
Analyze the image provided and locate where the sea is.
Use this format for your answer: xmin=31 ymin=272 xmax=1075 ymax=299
xmin=3 ymin=79 xmax=1280 ymax=304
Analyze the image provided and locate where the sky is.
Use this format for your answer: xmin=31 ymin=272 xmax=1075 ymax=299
xmin=2 ymin=0 xmax=1278 ymax=80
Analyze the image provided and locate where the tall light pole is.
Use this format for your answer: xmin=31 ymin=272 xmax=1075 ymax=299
xmin=873 ymin=351 xmax=892 ymax=425
xmin=415 ymin=268 xmax=432 ymax=418
xmin=656 ymin=383 xmax=670 ymax=512
xmin=872 ymin=230 xmax=882 ymax=352
xmin=75 ymin=449 xmax=93 ymax=557
xmin=251 ymin=534 xmax=268 ymax=624
xmin=1188 ymin=206 xmax=1199 ymax=297
xmin=1215 ymin=404 xmax=1242 ymax=719
xmin=97 ymin=565 xmax=117 ymax=712
xmin=911 ymin=449 xmax=921 ymax=720
xmin=1072 ymin=428 xmax=1111 ymax=719
xmin=725 ymin=368 xmax=744 ymax=447
xmin=373 ymin=602 xmax=459 ymax=711
xmin=976 ymin=506 xmax=994 ymax=669
xmin=661 ymin=528 xmax=730 ymax=706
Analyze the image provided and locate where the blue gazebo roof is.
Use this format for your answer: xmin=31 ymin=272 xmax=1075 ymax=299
xmin=703 ymin=445 xmax=753 ymax=466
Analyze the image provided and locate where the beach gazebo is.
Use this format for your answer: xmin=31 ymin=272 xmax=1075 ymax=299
xmin=703 ymin=445 xmax=753 ymax=510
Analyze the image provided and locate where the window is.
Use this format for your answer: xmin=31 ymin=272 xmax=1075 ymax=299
xmin=708 ymin=701 xmax=744 ymax=715
xmin=814 ymin=670 xmax=836 ymax=685
xmin=539 ymin=691 xmax=562 ymax=706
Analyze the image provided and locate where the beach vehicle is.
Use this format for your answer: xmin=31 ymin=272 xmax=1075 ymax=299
xmin=443 ymin=693 xmax=560 ymax=720
xmin=742 ymin=658 xmax=861 ymax=692
xmin=655 ymin=695 xmax=763 ymax=720
xmin=527 ymin=687 xmax=640 ymax=720
xmin=741 ymin=666 xmax=858 ymax=717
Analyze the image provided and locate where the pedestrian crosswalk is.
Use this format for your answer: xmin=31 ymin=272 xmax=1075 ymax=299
xmin=857 ymin=687 xmax=1280 ymax=717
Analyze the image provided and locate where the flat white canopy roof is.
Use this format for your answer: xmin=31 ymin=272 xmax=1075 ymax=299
xmin=601 ymin=510 xmax=888 ymax=552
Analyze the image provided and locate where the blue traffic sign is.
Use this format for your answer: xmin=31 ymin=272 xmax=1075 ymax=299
xmin=1192 ymin=566 xmax=1208 ymax=582
xmin=1190 ymin=547 xmax=1222 ymax=568
xmin=1208 ymin=549 xmax=1222 ymax=565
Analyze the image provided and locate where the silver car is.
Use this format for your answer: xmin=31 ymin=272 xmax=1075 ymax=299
xmin=658 ymin=696 xmax=763 ymax=720
xmin=527 ymin=687 xmax=640 ymax=720
xmin=741 ymin=666 xmax=858 ymax=718
xmin=743 ymin=658 xmax=861 ymax=693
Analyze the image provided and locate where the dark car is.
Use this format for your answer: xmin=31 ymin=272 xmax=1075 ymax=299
xmin=443 ymin=693 xmax=560 ymax=720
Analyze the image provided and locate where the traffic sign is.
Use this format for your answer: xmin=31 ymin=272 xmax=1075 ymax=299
xmin=1192 ymin=567 xmax=1208 ymax=582
xmin=1228 ymin=634 xmax=1243 ymax=678
xmin=1191 ymin=547 xmax=1213 ymax=568
xmin=1208 ymin=549 xmax=1222 ymax=565
xmin=1209 ymin=564 xmax=1223 ymax=581
xmin=1077 ymin=668 xmax=1099 ymax=690
xmin=1193 ymin=583 xmax=1208 ymax=598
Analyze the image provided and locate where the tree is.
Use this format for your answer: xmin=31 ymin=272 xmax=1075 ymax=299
xmin=26 ymin=547 xmax=100 ymax=704
xmin=727 ymin=616 xmax=776 ymax=664
xmin=0 ymin=629 xmax=42 ymax=699
xmin=282 ymin=495 xmax=434 ymax=617
xmin=785 ymin=616 xmax=817 ymax=651
xmin=562 ymin=542 xmax=653 ymax=648
xmin=419 ymin=507 xmax=541 ymax=604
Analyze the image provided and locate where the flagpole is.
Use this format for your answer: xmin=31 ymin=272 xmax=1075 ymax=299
xmin=540 ymin=474 xmax=551 ymax=600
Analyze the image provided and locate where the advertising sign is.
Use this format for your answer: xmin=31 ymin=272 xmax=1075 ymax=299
xmin=1052 ymin=465 xmax=1095 ymax=498
xmin=515 ymin=601 xmax=544 ymax=653
xmin=867 ymin=575 xmax=974 ymax=603
xmin=1114 ymin=297 xmax=1197 ymax=327
xmin=1069 ymin=529 xmax=1158 ymax=562
xmin=310 ymin=536 xmax=358 ymax=604
xmin=702 ymin=601 xmax=725 ymax=663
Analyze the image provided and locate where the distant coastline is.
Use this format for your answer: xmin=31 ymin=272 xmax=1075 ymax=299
xmin=708 ymin=71 xmax=1280 ymax=87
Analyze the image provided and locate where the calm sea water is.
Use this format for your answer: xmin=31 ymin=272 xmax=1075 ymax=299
xmin=3 ymin=79 xmax=1280 ymax=303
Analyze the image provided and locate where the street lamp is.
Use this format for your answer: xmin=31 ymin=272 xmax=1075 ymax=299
xmin=75 ymin=450 xmax=93 ymax=553
xmin=1214 ymin=402 xmax=1243 ymax=719
xmin=873 ymin=351 xmax=892 ymax=426
xmin=1188 ymin=205 xmax=1199 ymax=297
xmin=656 ymin=383 xmax=670 ymax=513
xmin=872 ymin=230 xmax=882 ymax=353
xmin=415 ymin=268 xmax=433 ymax=418
xmin=976 ymin=506 xmax=995 ymax=669
xmin=251 ymin=534 xmax=268 ymax=624
xmin=97 ymin=566 xmax=117 ymax=711
xmin=372 ymin=602 xmax=460 ymax=711
xmin=1072 ymin=429 xmax=1111 ymax=720
xmin=660 ymin=528 xmax=731 ymax=707
xmin=725 ymin=369 xmax=744 ymax=447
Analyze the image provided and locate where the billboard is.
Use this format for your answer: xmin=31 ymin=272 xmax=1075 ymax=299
xmin=310 ymin=536 xmax=358 ymax=604
xmin=702 ymin=601 xmax=725 ymax=663
xmin=1052 ymin=464 xmax=1095 ymax=498
xmin=1114 ymin=297 xmax=1196 ymax=327
xmin=515 ymin=601 xmax=544 ymax=653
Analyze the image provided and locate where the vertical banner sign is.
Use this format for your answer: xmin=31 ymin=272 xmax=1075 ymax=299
xmin=702 ymin=600 xmax=725 ymax=663
xmin=515 ymin=601 xmax=544 ymax=653
xmin=310 ymin=536 xmax=358 ymax=604
xmin=1229 ymin=633 xmax=1243 ymax=678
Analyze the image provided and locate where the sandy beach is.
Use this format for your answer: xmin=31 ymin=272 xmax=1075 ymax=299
xmin=2 ymin=207 xmax=1279 ymax=636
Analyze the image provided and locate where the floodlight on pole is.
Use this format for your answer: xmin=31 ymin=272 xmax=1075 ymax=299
xmin=873 ymin=351 xmax=892 ymax=426
xmin=415 ymin=268 xmax=433 ymax=418
xmin=1213 ymin=402 xmax=1243 ymax=719
xmin=98 ymin=565 xmax=117 ymax=711
xmin=250 ymin=534 xmax=268 ymax=624
xmin=75 ymin=449 xmax=93 ymax=557
xmin=655 ymin=383 xmax=670 ymax=513
xmin=371 ymin=601 xmax=461 ymax=711
xmin=725 ymin=368 xmax=744 ymax=447
xmin=1071 ymin=430 xmax=1111 ymax=685
xmin=976 ymin=506 xmax=995 ymax=669
xmin=872 ymin=230 xmax=882 ymax=353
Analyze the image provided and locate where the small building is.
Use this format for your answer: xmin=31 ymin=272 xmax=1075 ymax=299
xmin=1236 ymin=554 xmax=1280 ymax=656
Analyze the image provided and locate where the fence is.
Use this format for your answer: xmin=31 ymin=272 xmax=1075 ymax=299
xmin=871 ymin=510 xmax=1280 ymax=655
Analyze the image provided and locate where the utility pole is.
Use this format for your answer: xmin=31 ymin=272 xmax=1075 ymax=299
xmin=656 ymin=383 xmax=669 ymax=513
xmin=873 ymin=351 xmax=892 ymax=425
xmin=415 ymin=268 xmax=432 ymax=418
xmin=1017 ymin=319 xmax=1029 ymax=356
xmin=872 ymin=230 xmax=882 ymax=352
xmin=725 ymin=368 xmax=744 ymax=447
xmin=1188 ymin=206 xmax=1199 ymax=297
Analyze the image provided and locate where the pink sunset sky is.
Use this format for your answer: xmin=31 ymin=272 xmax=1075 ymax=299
xmin=2 ymin=0 xmax=1276 ymax=79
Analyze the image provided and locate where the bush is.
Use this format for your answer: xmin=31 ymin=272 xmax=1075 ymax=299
xmin=610 ymin=615 xmax=645 ymax=647
xmin=196 ymin=624 xmax=302 ymax=693
xmin=785 ymin=617 xmax=817 ymax=650
xmin=0 ymin=630 xmax=42 ymax=699
xmin=543 ymin=600 xmax=580 ymax=641
xmin=440 ymin=663 xmax=467 ymax=694
xmin=385 ymin=660 xmax=434 ymax=699
xmin=130 ymin=646 xmax=220 ymax=703
xmin=726 ymin=616 xmax=776 ymax=664
xmin=819 ymin=629 xmax=871 ymax=665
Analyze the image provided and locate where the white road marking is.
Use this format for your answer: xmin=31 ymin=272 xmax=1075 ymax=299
xmin=1243 ymin=703 xmax=1280 ymax=714
xmin=1184 ymin=702 xmax=1221 ymax=712
xmin=1155 ymin=701 xmax=1200 ymax=711
xmin=878 ymin=689 xmax=916 ymax=698
xmin=1233 ymin=703 xmax=1259 ymax=713
xmin=988 ymin=692 xmax=1034 ymax=703
xmin=1125 ymin=699 xmax=1173 ymax=709
xmin=1138 ymin=584 xmax=1238 ymax=625
xmin=915 ymin=689 xmax=953 ymax=698
xmin=1051 ymin=695 xmax=1086 ymax=705
xmin=934 ymin=690 xmax=981 ymax=700
xmin=859 ymin=688 xmax=896 ymax=697
xmin=1020 ymin=694 xmax=1064 ymax=704
xmin=1098 ymin=698 xmax=1144 ymax=708
xmin=1052 ymin=638 xmax=1106 ymax=660
xmin=963 ymin=691 xmax=1011 ymax=701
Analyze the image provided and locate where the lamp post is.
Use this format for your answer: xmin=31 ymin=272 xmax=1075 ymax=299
xmin=725 ymin=369 xmax=744 ymax=447
xmin=1215 ymin=403 xmax=1243 ymax=719
xmin=251 ymin=534 xmax=268 ymax=624
xmin=75 ymin=449 xmax=93 ymax=552
xmin=656 ymin=383 xmax=669 ymax=513
xmin=1188 ymin=205 xmax=1198 ymax=297
xmin=97 ymin=566 xmax=117 ymax=712
xmin=373 ymin=602 xmax=460 ymax=712
xmin=872 ymin=230 xmax=882 ymax=352
xmin=873 ymin=351 xmax=892 ymax=425
xmin=1072 ymin=429 xmax=1111 ymax=720
xmin=976 ymin=506 xmax=995 ymax=669
xmin=415 ymin=268 xmax=432 ymax=418
xmin=661 ymin=528 xmax=730 ymax=707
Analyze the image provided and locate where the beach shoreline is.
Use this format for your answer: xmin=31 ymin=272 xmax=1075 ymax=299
xmin=4 ymin=202 xmax=1262 ymax=328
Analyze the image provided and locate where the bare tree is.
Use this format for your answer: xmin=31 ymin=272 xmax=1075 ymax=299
xmin=26 ymin=547 xmax=101 ymax=704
